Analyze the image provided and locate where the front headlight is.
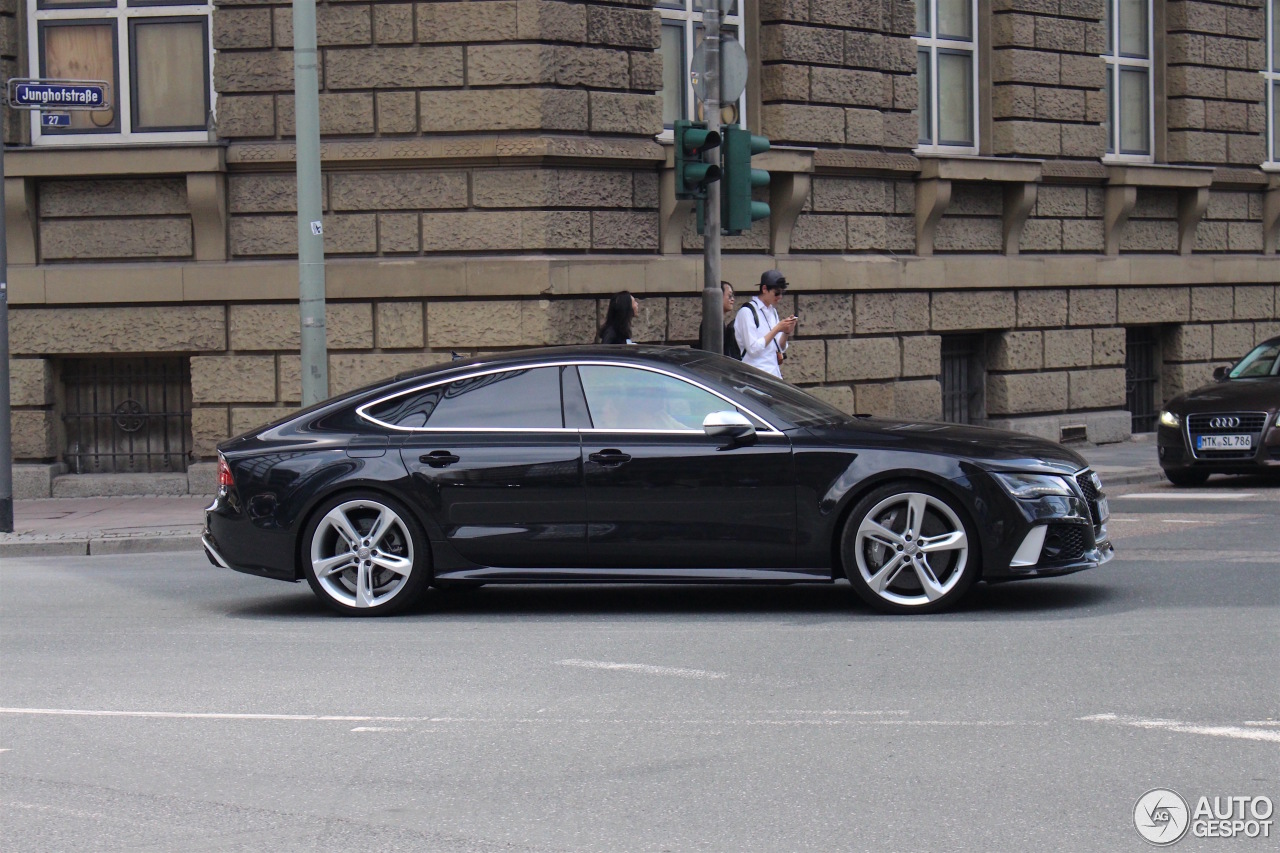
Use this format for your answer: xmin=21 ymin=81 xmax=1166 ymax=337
xmin=992 ymin=472 xmax=1076 ymax=499
xmin=1159 ymin=410 xmax=1180 ymax=428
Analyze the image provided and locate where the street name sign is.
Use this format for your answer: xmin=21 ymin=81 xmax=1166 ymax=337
xmin=7 ymin=78 xmax=111 ymax=111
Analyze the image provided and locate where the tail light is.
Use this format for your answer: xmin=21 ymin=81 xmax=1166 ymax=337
xmin=217 ymin=453 xmax=234 ymax=488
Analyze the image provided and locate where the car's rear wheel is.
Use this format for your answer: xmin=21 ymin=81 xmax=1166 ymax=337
xmin=303 ymin=492 xmax=429 ymax=616
xmin=1164 ymin=469 xmax=1209 ymax=487
xmin=840 ymin=483 xmax=980 ymax=614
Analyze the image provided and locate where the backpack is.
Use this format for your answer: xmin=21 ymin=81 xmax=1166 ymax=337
xmin=733 ymin=303 xmax=761 ymax=361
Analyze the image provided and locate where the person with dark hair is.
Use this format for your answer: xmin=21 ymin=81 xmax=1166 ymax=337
xmin=598 ymin=291 xmax=639 ymax=344
xmin=701 ymin=281 xmax=742 ymax=359
xmin=733 ymin=269 xmax=795 ymax=378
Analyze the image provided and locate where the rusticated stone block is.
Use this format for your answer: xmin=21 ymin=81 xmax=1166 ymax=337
xmin=761 ymin=0 xmax=811 ymax=22
xmin=42 ymin=218 xmax=192 ymax=260
xmin=192 ymin=356 xmax=276 ymax=404
xmin=1068 ymin=368 xmax=1125 ymax=409
xmin=993 ymin=85 xmax=1036 ymax=119
xmin=762 ymin=65 xmax=811 ymax=102
xmin=1044 ymin=328 xmax=1093 ymax=368
xmin=474 ymin=168 xmax=631 ymax=209
xmin=935 ymin=217 xmax=1003 ymax=253
xmin=41 ymin=178 xmax=186 ymax=218
xmin=1017 ymin=289 xmax=1068 ymax=327
xmin=379 ymin=213 xmax=420 ymax=253
xmin=1162 ymin=362 xmax=1216 ymax=400
xmin=930 ymin=291 xmax=1016 ymax=331
xmin=1069 ymin=288 xmax=1116 ymax=326
xmin=376 ymin=301 xmax=425 ymax=349
xmin=993 ymin=50 xmax=1059 ymax=86
xmin=215 ymin=51 xmax=299 ymax=93
xmin=850 ymin=383 xmax=890 ymax=416
xmin=428 ymin=300 xmax=523 ymax=349
xmin=191 ymin=407 xmax=230 ymax=457
xmin=811 ymin=177 xmax=890 ymax=213
xmin=11 ymin=410 xmax=56 ymax=460
xmin=592 ymin=211 xmax=657 ymax=250
xmin=1191 ymin=286 xmax=1234 ymax=322
xmin=848 ymin=215 xmax=889 ymax=250
xmin=895 ymin=379 xmax=942 ymax=419
xmin=987 ymin=330 xmax=1043 ymax=371
xmin=590 ymin=91 xmax=662 ymax=134
xmin=1037 ymin=88 xmax=1088 ymax=123
xmin=1092 ymin=327 xmax=1126 ymax=366
xmin=856 ymin=291 xmax=929 ymax=334
xmin=761 ymin=24 xmax=844 ymax=65
xmin=231 ymin=407 xmax=297 ymax=437
xmin=845 ymin=108 xmax=886 ymax=146
xmin=1167 ymin=66 xmax=1226 ymax=100
xmin=277 ymin=93 xmax=375 ymax=135
xmin=330 ymin=171 xmax=467 ymax=211
xmin=419 ymin=89 xmax=587 ymax=132
xmin=1167 ymin=0 xmax=1227 ymax=33
xmin=230 ymin=214 xmax=377 ymax=256
xmin=810 ymin=67 xmax=892 ymax=109
xmin=796 ymin=294 xmax=852 ymax=336
xmin=1213 ymin=322 xmax=1255 ymax=359
xmin=326 ymin=46 xmax=461 ymax=89
xmin=274 ymin=5 xmax=371 ymax=47
xmin=783 ymin=339 xmax=825 ymax=384
xmin=1034 ymin=186 xmax=1087 ymax=219
xmin=667 ymin=297 xmax=701 ymax=342
xmin=417 ymin=1 xmax=517 ymax=41
xmin=278 ymin=353 xmax=446 ymax=401
xmin=1164 ymin=324 xmax=1212 ymax=362
xmin=992 ymin=120 xmax=1061 ymax=156
xmin=11 ymin=306 xmax=225 ymax=355
xmin=1062 ymin=219 xmax=1104 ymax=252
xmin=1117 ymin=287 xmax=1191 ymax=325
xmin=901 ymin=335 xmax=941 ymax=377
xmin=1226 ymin=135 xmax=1265 ymax=168
xmin=1234 ymin=286 xmax=1275 ymax=320
xmin=213 ymin=7 xmax=272 ymax=49
xmin=986 ymin=372 xmax=1069 ymax=415
xmin=376 ymin=91 xmax=417 ymax=133
xmin=519 ymin=299 xmax=602 ymax=347
xmin=9 ymin=358 xmax=53 ymax=406
xmin=229 ymin=303 xmax=374 ymax=351
xmin=1034 ymin=16 xmax=1086 ymax=51
xmin=1025 ymin=213 xmax=1064 ymax=247
xmin=586 ymin=5 xmax=659 ymax=48
xmin=790 ymin=214 xmax=847 ymax=251
xmin=1206 ymin=191 xmax=1251 ymax=221
xmin=1059 ymin=53 xmax=1106 ymax=88
xmin=810 ymin=0 xmax=885 ymax=29
xmin=827 ymin=337 xmax=900 ymax=382
xmin=761 ymin=104 xmax=845 ymax=145
xmin=629 ymin=296 xmax=665 ymax=344
xmin=467 ymin=44 xmax=555 ymax=86
xmin=810 ymin=384 xmax=857 ymax=414
xmin=374 ymin=3 xmax=414 ymax=44
xmin=516 ymin=0 xmax=585 ymax=41
xmin=1060 ymin=124 xmax=1107 ymax=159
xmin=421 ymin=210 xmax=591 ymax=252
xmin=1166 ymin=131 xmax=1228 ymax=163
xmin=216 ymin=95 xmax=275 ymax=137
xmin=230 ymin=174 xmax=329 ymax=213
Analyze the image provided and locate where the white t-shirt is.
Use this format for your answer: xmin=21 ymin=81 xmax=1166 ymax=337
xmin=734 ymin=296 xmax=787 ymax=378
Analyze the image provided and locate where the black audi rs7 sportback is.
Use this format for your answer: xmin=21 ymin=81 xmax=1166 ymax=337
xmin=204 ymin=346 xmax=1113 ymax=615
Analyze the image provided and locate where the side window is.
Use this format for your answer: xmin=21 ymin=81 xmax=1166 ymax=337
xmin=578 ymin=365 xmax=735 ymax=431
xmin=366 ymin=368 xmax=563 ymax=429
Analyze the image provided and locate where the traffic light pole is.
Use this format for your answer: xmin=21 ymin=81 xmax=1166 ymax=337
xmin=699 ymin=2 xmax=722 ymax=356
xmin=294 ymin=0 xmax=329 ymax=407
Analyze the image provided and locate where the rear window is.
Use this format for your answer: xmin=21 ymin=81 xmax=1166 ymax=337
xmin=364 ymin=368 xmax=563 ymax=429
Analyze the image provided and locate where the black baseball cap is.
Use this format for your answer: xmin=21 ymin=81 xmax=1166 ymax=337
xmin=760 ymin=270 xmax=788 ymax=290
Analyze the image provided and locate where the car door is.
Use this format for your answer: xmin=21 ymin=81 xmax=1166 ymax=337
xmin=572 ymin=364 xmax=796 ymax=571
xmin=372 ymin=366 xmax=587 ymax=570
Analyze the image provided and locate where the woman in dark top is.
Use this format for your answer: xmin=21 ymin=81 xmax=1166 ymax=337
xmin=598 ymin=291 xmax=639 ymax=344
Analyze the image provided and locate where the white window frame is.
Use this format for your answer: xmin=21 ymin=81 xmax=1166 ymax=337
xmin=27 ymin=0 xmax=216 ymax=146
xmin=657 ymin=0 xmax=747 ymax=139
xmin=914 ymin=0 xmax=979 ymax=156
xmin=1266 ymin=0 xmax=1279 ymax=169
xmin=1101 ymin=0 xmax=1155 ymax=163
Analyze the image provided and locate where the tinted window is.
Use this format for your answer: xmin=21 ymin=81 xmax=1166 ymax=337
xmin=1229 ymin=341 xmax=1280 ymax=378
xmin=685 ymin=355 xmax=853 ymax=427
xmin=578 ymin=365 xmax=735 ymax=431
xmin=366 ymin=368 xmax=562 ymax=429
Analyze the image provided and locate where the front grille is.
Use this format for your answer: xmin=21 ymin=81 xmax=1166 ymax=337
xmin=1186 ymin=412 xmax=1268 ymax=461
xmin=1041 ymin=523 xmax=1088 ymax=563
xmin=1075 ymin=471 xmax=1098 ymax=502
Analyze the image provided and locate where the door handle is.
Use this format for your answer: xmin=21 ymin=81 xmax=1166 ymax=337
xmin=420 ymin=450 xmax=461 ymax=468
xmin=589 ymin=449 xmax=632 ymax=466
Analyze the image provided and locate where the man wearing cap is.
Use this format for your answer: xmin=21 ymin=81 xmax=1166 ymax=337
xmin=734 ymin=270 xmax=797 ymax=378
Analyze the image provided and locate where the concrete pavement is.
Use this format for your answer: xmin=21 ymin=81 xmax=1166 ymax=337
xmin=0 ymin=434 xmax=1166 ymax=558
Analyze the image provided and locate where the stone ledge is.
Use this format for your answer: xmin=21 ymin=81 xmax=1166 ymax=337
xmin=6 ymin=144 xmax=226 ymax=177
xmin=811 ymin=150 xmax=920 ymax=177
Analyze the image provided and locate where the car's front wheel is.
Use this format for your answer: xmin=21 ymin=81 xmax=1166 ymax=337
xmin=302 ymin=492 xmax=429 ymax=616
xmin=840 ymin=483 xmax=980 ymax=614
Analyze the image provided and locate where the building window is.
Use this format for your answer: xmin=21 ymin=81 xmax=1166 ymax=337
xmin=915 ymin=0 xmax=977 ymax=153
xmin=940 ymin=335 xmax=985 ymax=424
xmin=1267 ymin=0 xmax=1279 ymax=165
xmin=1125 ymin=327 xmax=1159 ymax=433
xmin=28 ymin=0 xmax=213 ymax=145
xmin=657 ymin=0 xmax=746 ymax=130
xmin=1101 ymin=0 xmax=1153 ymax=159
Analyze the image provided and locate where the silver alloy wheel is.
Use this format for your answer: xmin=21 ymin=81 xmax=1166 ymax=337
xmin=853 ymin=491 xmax=969 ymax=608
xmin=309 ymin=499 xmax=415 ymax=609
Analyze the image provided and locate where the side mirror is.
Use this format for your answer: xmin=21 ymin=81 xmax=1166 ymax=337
xmin=703 ymin=410 xmax=756 ymax=440
xmin=1213 ymin=365 xmax=1229 ymax=381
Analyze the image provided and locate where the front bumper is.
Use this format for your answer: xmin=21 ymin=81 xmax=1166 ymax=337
xmin=982 ymin=468 xmax=1113 ymax=580
xmin=1158 ymin=419 xmax=1280 ymax=476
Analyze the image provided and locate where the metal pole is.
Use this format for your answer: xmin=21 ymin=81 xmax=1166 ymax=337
xmin=0 ymin=102 xmax=13 ymax=532
xmin=294 ymin=0 xmax=328 ymax=406
xmin=699 ymin=0 xmax=722 ymax=356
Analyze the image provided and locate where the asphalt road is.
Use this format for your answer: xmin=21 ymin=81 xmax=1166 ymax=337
xmin=2 ymin=477 xmax=1277 ymax=852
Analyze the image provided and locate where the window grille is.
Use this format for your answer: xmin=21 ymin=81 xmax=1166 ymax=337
xmin=941 ymin=335 xmax=984 ymax=425
xmin=1125 ymin=327 xmax=1159 ymax=433
xmin=61 ymin=357 xmax=192 ymax=474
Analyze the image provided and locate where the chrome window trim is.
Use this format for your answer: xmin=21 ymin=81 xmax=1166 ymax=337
xmin=355 ymin=360 xmax=786 ymax=436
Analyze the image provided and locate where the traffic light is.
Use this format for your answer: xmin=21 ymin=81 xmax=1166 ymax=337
xmin=720 ymin=124 xmax=770 ymax=235
xmin=674 ymin=119 xmax=721 ymax=200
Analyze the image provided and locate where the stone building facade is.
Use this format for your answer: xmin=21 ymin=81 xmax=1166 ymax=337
xmin=3 ymin=0 xmax=1278 ymax=496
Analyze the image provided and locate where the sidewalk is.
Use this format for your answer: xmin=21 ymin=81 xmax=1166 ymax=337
xmin=0 ymin=435 xmax=1164 ymax=559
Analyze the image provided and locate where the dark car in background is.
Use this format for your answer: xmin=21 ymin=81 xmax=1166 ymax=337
xmin=1157 ymin=336 xmax=1280 ymax=486
xmin=204 ymin=346 xmax=1112 ymax=616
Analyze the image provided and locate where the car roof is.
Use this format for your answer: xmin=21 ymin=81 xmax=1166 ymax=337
xmin=390 ymin=345 xmax=708 ymax=383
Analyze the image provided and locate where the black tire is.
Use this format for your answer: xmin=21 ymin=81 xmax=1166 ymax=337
xmin=839 ymin=482 xmax=981 ymax=614
xmin=1164 ymin=469 xmax=1209 ymax=487
xmin=301 ymin=491 xmax=430 ymax=616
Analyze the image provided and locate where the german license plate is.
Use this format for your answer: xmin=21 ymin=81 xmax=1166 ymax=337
xmin=1094 ymin=496 xmax=1109 ymax=523
xmin=1196 ymin=434 xmax=1251 ymax=450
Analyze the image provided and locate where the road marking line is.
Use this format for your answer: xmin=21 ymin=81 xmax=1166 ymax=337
xmin=557 ymin=659 xmax=728 ymax=679
xmin=1080 ymin=713 xmax=1280 ymax=744
xmin=350 ymin=726 xmax=407 ymax=732
xmin=0 ymin=707 xmax=415 ymax=722
xmin=1118 ymin=493 xmax=1256 ymax=500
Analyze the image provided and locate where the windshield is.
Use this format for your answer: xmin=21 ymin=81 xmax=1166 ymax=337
xmin=1228 ymin=340 xmax=1280 ymax=379
xmin=685 ymin=355 xmax=855 ymax=427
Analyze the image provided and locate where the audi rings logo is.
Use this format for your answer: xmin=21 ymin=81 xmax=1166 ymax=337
xmin=1208 ymin=416 xmax=1241 ymax=429
xmin=1135 ymin=789 xmax=1191 ymax=845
